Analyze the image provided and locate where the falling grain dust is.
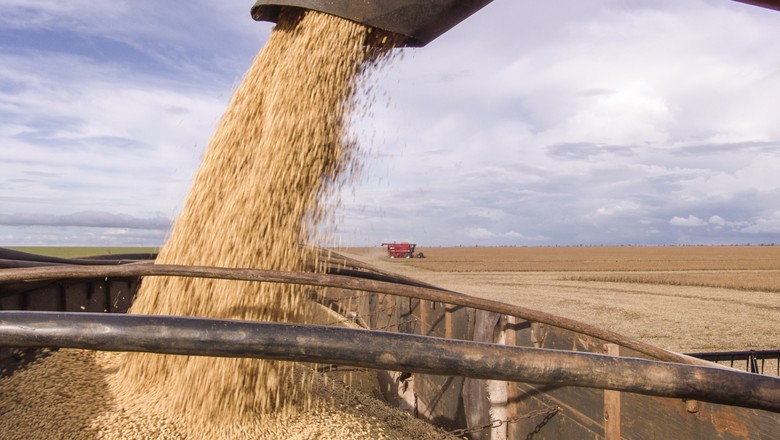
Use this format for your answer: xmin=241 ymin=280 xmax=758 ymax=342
xmin=0 ymin=8 xmax=454 ymax=439
xmin=117 ymin=7 xmax=381 ymax=427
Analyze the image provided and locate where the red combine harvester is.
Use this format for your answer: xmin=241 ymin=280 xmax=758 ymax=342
xmin=381 ymin=242 xmax=424 ymax=259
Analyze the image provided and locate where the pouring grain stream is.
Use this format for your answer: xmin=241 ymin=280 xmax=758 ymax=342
xmin=114 ymin=8 xmax=399 ymax=434
xmin=0 ymin=7 xmax=455 ymax=438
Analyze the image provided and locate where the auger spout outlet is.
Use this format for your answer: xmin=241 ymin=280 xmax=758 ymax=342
xmin=251 ymin=0 xmax=494 ymax=47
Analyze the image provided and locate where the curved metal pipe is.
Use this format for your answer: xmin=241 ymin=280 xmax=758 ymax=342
xmin=0 ymin=246 xmax=154 ymax=269
xmin=0 ymin=264 xmax=717 ymax=367
xmin=250 ymin=0 xmax=494 ymax=47
xmin=0 ymin=311 xmax=778 ymax=413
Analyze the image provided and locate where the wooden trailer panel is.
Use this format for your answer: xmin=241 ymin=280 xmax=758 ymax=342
xmin=501 ymin=319 xmax=779 ymax=440
xmin=2 ymin=266 xmax=777 ymax=440
xmin=344 ymin=289 xmax=780 ymax=440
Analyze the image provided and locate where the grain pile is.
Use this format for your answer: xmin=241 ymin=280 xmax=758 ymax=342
xmin=0 ymin=349 xmax=453 ymax=439
xmin=0 ymin=7 xmax=453 ymax=439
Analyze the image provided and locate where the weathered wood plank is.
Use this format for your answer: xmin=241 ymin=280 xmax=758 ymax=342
xmin=420 ymin=299 xmax=428 ymax=336
xmin=445 ymin=304 xmax=454 ymax=339
xmin=108 ymin=280 xmax=134 ymax=313
xmin=489 ymin=314 xmax=509 ymax=440
xmin=506 ymin=316 xmax=522 ymax=440
xmin=64 ymin=282 xmax=89 ymax=312
xmin=463 ymin=309 xmax=502 ymax=439
xmin=0 ymin=292 xmax=23 ymax=310
xmin=620 ymin=393 xmax=779 ymax=440
xmin=510 ymin=383 xmax=596 ymax=439
xmin=604 ymin=343 xmax=621 ymax=440
xmin=25 ymin=284 xmax=62 ymax=311
xmin=416 ymin=373 xmax=466 ymax=431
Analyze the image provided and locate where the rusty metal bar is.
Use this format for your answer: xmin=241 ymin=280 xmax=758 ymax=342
xmin=0 ymin=311 xmax=778 ymax=413
xmin=0 ymin=264 xmax=720 ymax=367
xmin=0 ymin=247 xmax=154 ymax=268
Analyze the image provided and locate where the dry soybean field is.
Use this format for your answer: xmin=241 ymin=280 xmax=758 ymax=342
xmin=341 ymin=245 xmax=780 ymax=354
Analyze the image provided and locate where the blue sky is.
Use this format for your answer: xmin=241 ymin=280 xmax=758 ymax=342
xmin=1 ymin=0 xmax=779 ymax=247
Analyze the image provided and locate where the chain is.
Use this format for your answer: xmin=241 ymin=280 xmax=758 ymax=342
xmin=446 ymin=406 xmax=560 ymax=438
xmin=525 ymin=408 xmax=560 ymax=440
xmin=315 ymin=293 xmax=563 ymax=439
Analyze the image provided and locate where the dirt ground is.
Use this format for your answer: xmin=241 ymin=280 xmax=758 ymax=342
xmin=339 ymin=246 xmax=779 ymax=354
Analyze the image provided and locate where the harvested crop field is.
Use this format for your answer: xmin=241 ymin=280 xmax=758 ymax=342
xmin=341 ymin=246 xmax=780 ymax=354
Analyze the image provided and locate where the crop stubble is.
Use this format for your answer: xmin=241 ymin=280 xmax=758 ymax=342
xmin=344 ymin=246 xmax=779 ymax=353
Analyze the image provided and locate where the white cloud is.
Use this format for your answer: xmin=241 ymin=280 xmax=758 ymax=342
xmin=484 ymin=2 xmax=780 ymax=147
xmin=3 ymin=0 xmax=780 ymax=246
xmin=465 ymin=227 xmax=496 ymax=240
xmin=708 ymin=215 xmax=726 ymax=226
xmin=467 ymin=207 xmax=508 ymax=221
xmin=596 ymin=202 xmax=640 ymax=216
xmin=741 ymin=211 xmax=780 ymax=234
xmin=670 ymin=215 xmax=707 ymax=227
